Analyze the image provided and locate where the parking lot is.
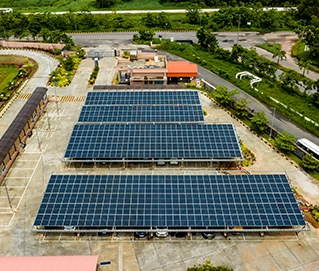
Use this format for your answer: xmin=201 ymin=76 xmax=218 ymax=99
xmin=1 ymin=48 xmax=319 ymax=270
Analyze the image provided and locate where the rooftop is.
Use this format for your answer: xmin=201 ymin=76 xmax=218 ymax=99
xmin=0 ymin=255 xmax=99 ymax=271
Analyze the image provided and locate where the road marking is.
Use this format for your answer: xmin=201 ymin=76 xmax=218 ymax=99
xmin=118 ymin=241 xmax=123 ymax=271
xmin=60 ymin=96 xmax=86 ymax=102
xmin=5 ymin=177 xmax=29 ymax=179
xmin=15 ymin=153 xmax=42 ymax=211
xmin=18 ymin=93 xmax=32 ymax=99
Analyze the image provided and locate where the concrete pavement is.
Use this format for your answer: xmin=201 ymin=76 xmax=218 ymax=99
xmin=1 ymin=89 xmax=319 ymax=271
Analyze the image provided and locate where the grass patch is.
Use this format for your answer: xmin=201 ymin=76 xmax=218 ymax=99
xmin=256 ymin=43 xmax=281 ymax=55
xmin=291 ymin=40 xmax=319 ymax=73
xmin=0 ymin=68 xmax=18 ymax=92
xmin=0 ymin=55 xmax=34 ymax=94
xmin=1 ymin=0 xmax=195 ymax=12
xmin=286 ymin=152 xmax=319 ymax=180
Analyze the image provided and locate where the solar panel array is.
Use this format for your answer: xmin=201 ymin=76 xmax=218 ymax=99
xmin=64 ymin=123 xmax=242 ymax=160
xmin=85 ymin=90 xmax=201 ymax=106
xmin=33 ymin=174 xmax=305 ymax=228
xmin=78 ymin=105 xmax=204 ymax=123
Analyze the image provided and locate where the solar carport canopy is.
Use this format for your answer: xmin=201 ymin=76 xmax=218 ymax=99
xmin=33 ymin=174 xmax=307 ymax=232
xmin=84 ymin=90 xmax=201 ymax=106
xmin=63 ymin=123 xmax=242 ymax=162
xmin=78 ymin=105 xmax=204 ymax=123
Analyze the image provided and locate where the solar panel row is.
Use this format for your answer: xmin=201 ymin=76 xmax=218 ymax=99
xmin=64 ymin=124 xmax=242 ymax=160
xmin=78 ymin=105 xmax=204 ymax=123
xmin=33 ymin=174 xmax=305 ymax=228
xmin=85 ymin=90 xmax=201 ymax=106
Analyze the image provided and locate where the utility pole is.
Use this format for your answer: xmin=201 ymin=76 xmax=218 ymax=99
xmin=4 ymin=179 xmax=13 ymax=210
xmin=236 ymin=14 xmax=242 ymax=45
xmin=35 ymin=127 xmax=42 ymax=152
xmin=46 ymin=110 xmax=51 ymax=130
xmin=52 ymin=77 xmax=60 ymax=115
xmin=269 ymin=107 xmax=276 ymax=140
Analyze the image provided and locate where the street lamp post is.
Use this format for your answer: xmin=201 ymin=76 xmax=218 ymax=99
xmin=269 ymin=107 xmax=276 ymax=140
xmin=52 ymin=77 xmax=60 ymax=115
xmin=3 ymin=179 xmax=12 ymax=210
xmin=35 ymin=127 xmax=42 ymax=152
xmin=165 ymin=23 xmax=168 ymax=39
xmin=236 ymin=14 xmax=242 ymax=45
xmin=46 ymin=109 xmax=51 ymax=130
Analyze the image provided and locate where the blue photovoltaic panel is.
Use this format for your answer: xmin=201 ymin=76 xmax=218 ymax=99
xmin=84 ymin=90 xmax=201 ymax=106
xmin=33 ymin=174 xmax=306 ymax=228
xmin=78 ymin=105 xmax=204 ymax=123
xmin=64 ymin=123 xmax=242 ymax=160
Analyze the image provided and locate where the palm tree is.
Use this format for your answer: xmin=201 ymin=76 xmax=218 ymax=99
xmin=298 ymin=59 xmax=310 ymax=76
xmin=272 ymin=47 xmax=286 ymax=64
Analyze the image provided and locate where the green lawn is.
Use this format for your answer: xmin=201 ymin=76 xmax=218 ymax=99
xmin=0 ymin=68 xmax=18 ymax=92
xmin=291 ymin=41 xmax=319 ymax=73
xmin=0 ymin=0 xmax=192 ymax=12
xmin=256 ymin=43 xmax=281 ymax=55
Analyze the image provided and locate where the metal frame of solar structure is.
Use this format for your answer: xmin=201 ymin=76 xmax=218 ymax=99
xmin=84 ymin=90 xmax=201 ymax=106
xmin=78 ymin=105 xmax=205 ymax=124
xmin=63 ymin=123 xmax=243 ymax=163
xmin=33 ymin=174 xmax=308 ymax=234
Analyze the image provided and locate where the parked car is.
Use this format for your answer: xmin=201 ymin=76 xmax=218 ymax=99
xmin=156 ymin=227 xmax=168 ymax=238
xmin=134 ymin=232 xmax=149 ymax=238
xmin=98 ymin=229 xmax=111 ymax=237
xmin=201 ymin=232 xmax=216 ymax=239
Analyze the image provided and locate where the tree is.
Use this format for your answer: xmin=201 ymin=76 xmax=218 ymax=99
xmin=157 ymin=12 xmax=171 ymax=28
xmin=196 ymin=27 xmax=219 ymax=52
xmin=250 ymin=112 xmax=269 ymax=131
xmin=64 ymin=56 xmax=75 ymax=71
xmin=188 ymin=260 xmax=233 ymax=271
xmin=279 ymin=70 xmax=302 ymax=91
xmin=211 ymin=85 xmax=240 ymax=106
xmin=297 ymin=0 xmax=319 ymax=22
xmin=297 ymin=26 xmax=319 ymax=59
xmin=143 ymin=13 xmax=157 ymax=27
xmin=186 ymin=5 xmax=200 ymax=24
xmin=137 ymin=29 xmax=154 ymax=41
xmin=301 ymin=153 xmax=319 ymax=169
xmin=96 ymin=0 xmax=115 ymax=8
xmin=39 ymin=28 xmax=51 ymax=42
xmin=298 ymin=59 xmax=310 ymax=76
xmin=234 ymin=98 xmax=250 ymax=118
xmin=274 ymin=130 xmax=296 ymax=151
xmin=230 ymin=44 xmax=246 ymax=63
xmin=272 ymin=48 xmax=286 ymax=64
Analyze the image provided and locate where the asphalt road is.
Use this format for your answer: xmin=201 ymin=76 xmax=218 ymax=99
xmin=70 ymin=31 xmax=265 ymax=48
xmin=70 ymin=31 xmax=319 ymax=145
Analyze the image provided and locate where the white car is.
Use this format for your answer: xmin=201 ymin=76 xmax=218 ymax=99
xmin=155 ymin=227 xmax=168 ymax=238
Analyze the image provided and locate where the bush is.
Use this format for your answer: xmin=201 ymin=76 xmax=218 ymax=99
xmin=89 ymin=66 xmax=99 ymax=85
xmin=312 ymin=206 xmax=319 ymax=222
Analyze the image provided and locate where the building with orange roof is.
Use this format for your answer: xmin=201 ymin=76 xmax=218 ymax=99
xmin=115 ymin=50 xmax=198 ymax=86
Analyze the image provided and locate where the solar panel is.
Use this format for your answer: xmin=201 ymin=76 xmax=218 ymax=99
xmin=84 ymin=90 xmax=201 ymax=106
xmin=78 ymin=105 xmax=204 ymax=123
xmin=33 ymin=174 xmax=306 ymax=229
xmin=64 ymin=123 xmax=242 ymax=161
